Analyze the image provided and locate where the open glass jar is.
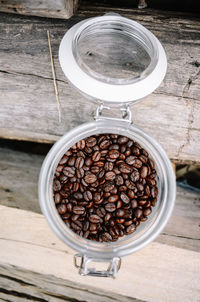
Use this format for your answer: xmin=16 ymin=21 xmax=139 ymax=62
xmin=38 ymin=13 xmax=176 ymax=278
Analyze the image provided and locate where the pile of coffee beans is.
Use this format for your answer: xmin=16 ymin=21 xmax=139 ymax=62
xmin=53 ymin=134 xmax=158 ymax=242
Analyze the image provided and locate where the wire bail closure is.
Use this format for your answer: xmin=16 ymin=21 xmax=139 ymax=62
xmin=74 ymin=254 xmax=121 ymax=278
xmin=94 ymin=104 xmax=132 ymax=123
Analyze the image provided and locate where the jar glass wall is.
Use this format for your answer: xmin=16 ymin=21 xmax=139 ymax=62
xmin=38 ymin=119 xmax=176 ymax=259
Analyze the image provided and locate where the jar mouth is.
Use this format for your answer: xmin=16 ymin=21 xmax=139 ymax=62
xmin=38 ymin=120 xmax=176 ymax=258
xmin=72 ymin=17 xmax=158 ymax=85
xmin=59 ymin=14 xmax=167 ymax=104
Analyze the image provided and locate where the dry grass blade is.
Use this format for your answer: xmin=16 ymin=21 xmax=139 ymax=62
xmin=47 ymin=30 xmax=61 ymax=123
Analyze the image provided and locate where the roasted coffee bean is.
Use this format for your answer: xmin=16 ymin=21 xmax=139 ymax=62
xmin=77 ymin=139 xmax=85 ymax=150
xmin=57 ymin=203 xmax=67 ymax=215
xmin=151 ymin=186 xmax=158 ymax=198
xmin=108 ymin=195 xmax=119 ymax=203
xmin=104 ymin=161 xmax=114 ymax=171
xmin=89 ymin=214 xmax=101 ymax=223
xmin=102 ymin=232 xmax=112 ymax=242
xmin=118 ymin=136 xmax=129 ymax=144
xmin=73 ymin=206 xmax=85 ymax=215
xmin=54 ymin=193 xmax=62 ymax=204
xmin=105 ymin=203 xmax=116 ymax=212
xmin=116 ymin=209 xmax=125 ymax=217
xmin=86 ymin=137 xmax=96 ymax=147
xmin=100 ymin=139 xmax=110 ymax=149
xmin=126 ymin=224 xmax=136 ymax=234
xmin=83 ymin=190 xmax=92 ymax=201
xmin=90 ymin=166 xmax=100 ymax=174
xmin=105 ymin=171 xmax=116 ymax=181
xmin=140 ymin=166 xmax=148 ymax=178
xmin=117 ymin=200 xmax=122 ymax=209
xmin=119 ymin=163 xmax=132 ymax=173
xmin=108 ymin=149 xmax=120 ymax=159
xmin=115 ymin=175 xmax=124 ymax=186
xmin=92 ymin=151 xmax=101 ymax=162
xmin=143 ymin=208 xmax=152 ymax=216
xmin=67 ymin=157 xmax=76 ymax=166
xmin=63 ymin=167 xmax=75 ymax=177
xmin=120 ymin=192 xmax=130 ymax=204
xmin=96 ymin=207 xmax=106 ymax=217
xmin=75 ymin=157 xmax=84 ymax=169
xmin=134 ymin=208 xmax=143 ymax=219
xmin=53 ymin=179 xmax=61 ymax=192
xmin=54 ymin=133 xmax=158 ymax=243
xmin=84 ymin=174 xmax=97 ymax=184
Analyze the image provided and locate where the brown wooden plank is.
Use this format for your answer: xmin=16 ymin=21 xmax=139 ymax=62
xmin=0 ymin=9 xmax=200 ymax=163
xmin=0 ymin=0 xmax=78 ymax=19
xmin=0 ymin=204 xmax=199 ymax=302
xmin=0 ymin=147 xmax=199 ymax=252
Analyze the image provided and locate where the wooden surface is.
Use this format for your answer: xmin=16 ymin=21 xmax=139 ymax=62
xmin=0 ymin=0 xmax=78 ymax=19
xmin=0 ymin=6 xmax=200 ymax=163
xmin=0 ymin=204 xmax=199 ymax=302
xmin=0 ymin=146 xmax=200 ymax=252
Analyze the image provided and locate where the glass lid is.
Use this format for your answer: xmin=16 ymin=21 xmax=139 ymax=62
xmin=59 ymin=14 xmax=167 ymax=105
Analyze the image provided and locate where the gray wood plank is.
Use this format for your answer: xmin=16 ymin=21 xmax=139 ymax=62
xmin=0 ymin=147 xmax=199 ymax=252
xmin=0 ymin=8 xmax=200 ymax=163
xmin=0 ymin=0 xmax=78 ymax=19
xmin=0 ymin=264 xmax=142 ymax=302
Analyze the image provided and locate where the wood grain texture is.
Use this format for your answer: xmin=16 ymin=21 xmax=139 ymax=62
xmin=0 ymin=205 xmax=199 ymax=302
xmin=0 ymin=0 xmax=78 ymax=19
xmin=0 ymin=265 xmax=142 ymax=302
xmin=0 ymin=147 xmax=199 ymax=252
xmin=0 ymin=8 xmax=200 ymax=163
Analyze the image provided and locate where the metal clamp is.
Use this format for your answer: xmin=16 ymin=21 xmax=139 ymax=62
xmin=74 ymin=254 xmax=121 ymax=278
xmin=94 ymin=103 xmax=132 ymax=123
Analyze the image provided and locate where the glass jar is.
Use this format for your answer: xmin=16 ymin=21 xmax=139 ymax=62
xmin=38 ymin=13 xmax=176 ymax=278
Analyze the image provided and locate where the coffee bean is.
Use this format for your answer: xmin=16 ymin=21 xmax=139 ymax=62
xmin=84 ymin=174 xmax=97 ymax=184
xmin=135 ymin=208 xmax=143 ymax=219
xmin=75 ymin=157 xmax=84 ymax=169
xmin=54 ymin=193 xmax=62 ymax=204
xmin=126 ymin=224 xmax=136 ymax=234
xmin=108 ymin=149 xmax=120 ymax=159
xmin=100 ymin=139 xmax=110 ymax=149
xmin=57 ymin=204 xmax=67 ymax=215
xmin=89 ymin=214 xmax=101 ymax=223
xmin=92 ymin=151 xmax=101 ymax=162
xmin=105 ymin=203 xmax=116 ymax=212
xmin=68 ymin=157 xmax=76 ymax=167
xmin=63 ymin=167 xmax=75 ymax=177
xmin=120 ymin=192 xmax=130 ymax=204
xmin=86 ymin=137 xmax=96 ymax=147
xmin=115 ymin=175 xmax=124 ymax=186
xmin=54 ymin=133 xmax=158 ymax=243
xmin=105 ymin=171 xmax=116 ymax=181
xmin=151 ymin=186 xmax=158 ymax=198
xmin=143 ymin=208 xmax=152 ymax=216
xmin=102 ymin=232 xmax=112 ymax=242
xmin=118 ymin=136 xmax=129 ymax=144
xmin=73 ymin=206 xmax=85 ymax=215
xmin=53 ymin=179 xmax=61 ymax=192
xmin=104 ymin=161 xmax=114 ymax=171
xmin=116 ymin=209 xmax=125 ymax=217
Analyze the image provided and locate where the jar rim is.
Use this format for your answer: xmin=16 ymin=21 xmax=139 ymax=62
xmin=59 ymin=15 xmax=167 ymax=105
xmin=38 ymin=120 xmax=176 ymax=258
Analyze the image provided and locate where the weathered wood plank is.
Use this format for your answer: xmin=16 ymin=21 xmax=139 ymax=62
xmin=0 ymin=9 xmax=200 ymax=163
xmin=0 ymin=264 xmax=142 ymax=302
xmin=0 ymin=0 xmax=78 ymax=19
xmin=0 ymin=205 xmax=199 ymax=302
xmin=0 ymin=147 xmax=199 ymax=251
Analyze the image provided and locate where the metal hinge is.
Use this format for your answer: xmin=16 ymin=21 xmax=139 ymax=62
xmin=74 ymin=254 xmax=121 ymax=278
xmin=94 ymin=103 xmax=132 ymax=124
